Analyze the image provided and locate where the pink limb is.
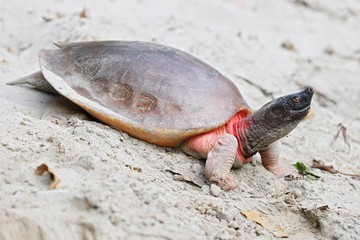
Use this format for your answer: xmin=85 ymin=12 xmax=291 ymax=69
xmin=260 ymin=142 xmax=301 ymax=178
xmin=204 ymin=134 xmax=238 ymax=190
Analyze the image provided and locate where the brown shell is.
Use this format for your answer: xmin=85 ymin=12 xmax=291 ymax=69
xmin=39 ymin=41 xmax=249 ymax=147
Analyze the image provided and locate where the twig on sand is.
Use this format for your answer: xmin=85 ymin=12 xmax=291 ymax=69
xmin=312 ymin=159 xmax=360 ymax=178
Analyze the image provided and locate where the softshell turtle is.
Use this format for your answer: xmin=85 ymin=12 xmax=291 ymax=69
xmin=8 ymin=41 xmax=313 ymax=190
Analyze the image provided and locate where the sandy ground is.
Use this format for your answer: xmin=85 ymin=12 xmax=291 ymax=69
xmin=1 ymin=0 xmax=360 ymax=239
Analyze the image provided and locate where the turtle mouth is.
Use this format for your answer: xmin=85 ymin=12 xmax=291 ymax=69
xmin=291 ymin=104 xmax=310 ymax=113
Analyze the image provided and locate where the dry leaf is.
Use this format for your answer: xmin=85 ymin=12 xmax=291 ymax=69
xmin=312 ymin=159 xmax=360 ymax=177
xmin=311 ymin=160 xmax=336 ymax=174
xmin=241 ymin=210 xmax=288 ymax=238
xmin=35 ymin=163 xmax=61 ymax=189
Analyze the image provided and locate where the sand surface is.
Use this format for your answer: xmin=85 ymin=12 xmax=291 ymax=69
xmin=1 ymin=0 xmax=360 ymax=239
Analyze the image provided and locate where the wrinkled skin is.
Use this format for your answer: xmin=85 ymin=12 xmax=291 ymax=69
xmin=182 ymin=87 xmax=314 ymax=190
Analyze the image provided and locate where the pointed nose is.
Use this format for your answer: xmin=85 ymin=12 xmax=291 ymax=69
xmin=300 ymin=87 xmax=314 ymax=103
xmin=307 ymin=87 xmax=314 ymax=94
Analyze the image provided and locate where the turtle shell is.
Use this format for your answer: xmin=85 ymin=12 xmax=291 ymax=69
xmin=39 ymin=41 xmax=249 ymax=147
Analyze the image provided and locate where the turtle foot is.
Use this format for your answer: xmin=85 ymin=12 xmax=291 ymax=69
xmin=208 ymin=173 xmax=238 ymax=190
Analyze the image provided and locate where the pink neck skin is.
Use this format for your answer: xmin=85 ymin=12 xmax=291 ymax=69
xmin=183 ymin=109 xmax=253 ymax=164
xmin=225 ymin=109 xmax=253 ymax=164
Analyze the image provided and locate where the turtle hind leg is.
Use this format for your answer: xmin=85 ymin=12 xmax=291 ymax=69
xmin=7 ymin=71 xmax=59 ymax=95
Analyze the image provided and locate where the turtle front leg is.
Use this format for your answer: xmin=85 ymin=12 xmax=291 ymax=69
xmin=260 ymin=141 xmax=300 ymax=177
xmin=204 ymin=134 xmax=238 ymax=190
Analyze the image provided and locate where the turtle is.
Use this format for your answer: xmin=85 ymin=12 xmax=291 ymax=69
xmin=8 ymin=41 xmax=313 ymax=190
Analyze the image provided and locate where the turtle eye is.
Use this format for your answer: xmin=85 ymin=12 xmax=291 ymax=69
xmin=292 ymin=96 xmax=300 ymax=103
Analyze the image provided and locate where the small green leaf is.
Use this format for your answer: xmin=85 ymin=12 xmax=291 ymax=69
xmin=292 ymin=162 xmax=320 ymax=179
xmin=292 ymin=162 xmax=307 ymax=173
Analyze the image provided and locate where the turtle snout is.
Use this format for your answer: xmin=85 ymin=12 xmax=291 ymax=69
xmin=307 ymin=87 xmax=314 ymax=94
xmin=300 ymin=87 xmax=314 ymax=104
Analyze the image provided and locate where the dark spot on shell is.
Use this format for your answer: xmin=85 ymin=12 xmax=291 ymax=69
xmin=135 ymin=93 xmax=157 ymax=111
xmin=109 ymin=83 xmax=132 ymax=101
xmin=92 ymin=77 xmax=108 ymax=92
xmin=168 ymin=103 xmax=182 ymax=113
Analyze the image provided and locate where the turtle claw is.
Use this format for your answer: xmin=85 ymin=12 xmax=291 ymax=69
xmin=209 ymin=173 xmax=238 ymax=190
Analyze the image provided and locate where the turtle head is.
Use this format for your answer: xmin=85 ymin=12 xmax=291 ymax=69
xmin=262 ymin=87 xmax=313 ymax=127
xmin=240 ymin=87 xmax=313 ymax=156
